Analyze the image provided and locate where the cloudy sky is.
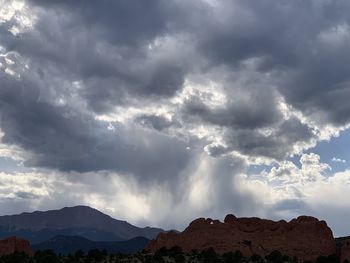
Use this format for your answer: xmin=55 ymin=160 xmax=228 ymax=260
xmin=1 ymin=0 xmax=350 ymax=236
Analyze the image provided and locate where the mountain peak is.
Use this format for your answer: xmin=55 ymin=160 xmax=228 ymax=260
xmin=0 ymin=206 xmax=163 ymax=244
xmin=60 ymin=205 xmax=100 ymax=212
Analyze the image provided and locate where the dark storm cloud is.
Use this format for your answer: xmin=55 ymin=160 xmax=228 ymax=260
xmin=2 ymin=0 xmax=350 ymax=174
xmin=179 ymin=0 xmax=350 ymax=160
xmin=27 ymin=0 xmax=173 ymax=47
xmin=196 ymin=0 xmax=350 ymax=126
xmin=182 ymin=89 xmax=281 ymax=130
xmin=197 ymin=1 xmax=307 ymax=69
xmin=181 ymin=71 xmax=316 ymax=159
xmin=228 ymin=117 xmax=315 ymax=160
xmin=5 ymin=0 xmax=191 ymax=113
xmin=0 ymin=0 xmax=197 ymax=181
xmin=14 ymin=191 xmax=39 ymax=199
xmin=203 ymin=117 xmax=315 ymax=160
xmin=0 ymin=71 xmax=192 ymax=180
xmin=135 ymin=114 xmax=181 ymax=131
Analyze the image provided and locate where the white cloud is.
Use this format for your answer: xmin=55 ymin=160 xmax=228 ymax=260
xmin=0 ymin=170 xmax=160 ymax=226
xmin=331 ymin=157 xmax=346 ymax=163
xmin=0 ymin=0 xmax=36 ymax=35
xmin=240 ymin=153 xmax=350 ymax=235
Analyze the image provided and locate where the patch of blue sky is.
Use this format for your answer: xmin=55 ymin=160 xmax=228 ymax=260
xmin=247 ymin=164 xmax=274 ymax=175
xmin=248 ymin=129 xmax=350 ymax=176
xmin=0 ymin=157 xmax=31 ymax=173
xmin=305 ymin=129 xmax=350 ymax=174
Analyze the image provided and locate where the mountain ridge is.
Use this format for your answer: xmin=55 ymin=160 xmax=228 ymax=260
xmin=0 ymin=206 xmax=163 ymax=244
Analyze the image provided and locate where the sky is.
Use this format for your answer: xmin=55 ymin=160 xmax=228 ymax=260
xmin=1 ymin=0 xmax=350 ymax=237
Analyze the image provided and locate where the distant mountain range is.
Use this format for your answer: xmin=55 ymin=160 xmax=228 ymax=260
xmin=32 ymin=235 xmax=150 ymax=255
xmin=0 ymin=206 xmax=163 ymax=244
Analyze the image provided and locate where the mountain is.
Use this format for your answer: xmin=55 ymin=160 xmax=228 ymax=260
xmin=0 ymin=206 xmax=163 ymax=244
xmin=32 ymin=235 xmax=149 ymax=255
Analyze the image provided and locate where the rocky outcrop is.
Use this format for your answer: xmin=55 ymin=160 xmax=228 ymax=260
xmin=341 ymin=238 xmax=350 ymax=263
xmin=145 ymin=215 xmax=336 ymax=261
xmin=0 ymin=236 xmax=33 ymax=257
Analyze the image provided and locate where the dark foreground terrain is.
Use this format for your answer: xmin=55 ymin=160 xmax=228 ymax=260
xmin=0 ymin=246 xmax=342 ymax=263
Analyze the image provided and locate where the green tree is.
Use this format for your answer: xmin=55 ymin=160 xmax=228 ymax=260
xmin=266 ymin=250 xmax=283 ymax=263
xmin=87 ymin=249 xmax=106 ymax=262
xmin=0 ymin=252 xmax=31 ymax=263
xmin=199 ymin=248 xmax=220 ymax=263
xmin=155 ymin=247 xmax=168 ymax=258
xmin=34 ymin=250 xmax=59 ymax=263
xmin=74 ymin=250 xmax=84 ymax=258
xmin=316 ymin=254 xmax=340 ymax=263
xmin=251 ymin=254 xmax=263 ymax=263
xmin=222 ymin=250 xmax=244 ymax=263
xmin=168 ymin=246 xmax=185 ymax=263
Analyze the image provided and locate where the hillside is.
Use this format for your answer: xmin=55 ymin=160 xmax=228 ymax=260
xmin=32 ymin=235 xmax=149 ymax=255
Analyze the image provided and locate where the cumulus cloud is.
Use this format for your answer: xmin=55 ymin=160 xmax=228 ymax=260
xmin=242 ymin=153 xmax=350 ymax=236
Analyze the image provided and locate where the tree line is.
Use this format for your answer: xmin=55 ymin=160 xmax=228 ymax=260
xmin=0 ymin=247 xmax=341 ymax=263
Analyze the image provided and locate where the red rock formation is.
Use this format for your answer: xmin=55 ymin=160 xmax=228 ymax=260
xmin=0 ymin=236 xmax=33 ymax=257
xmin=145 ymin=215 xmax=336 ymax=261
xmin=341 ymin=238 xmax=350 ymax=263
